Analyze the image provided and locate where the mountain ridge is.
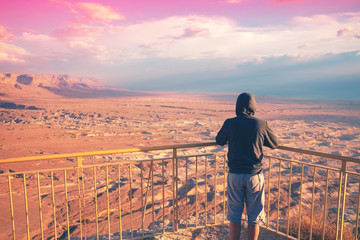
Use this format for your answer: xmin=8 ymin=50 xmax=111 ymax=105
xmin=0 ymin=72 xmax=148 ymax=99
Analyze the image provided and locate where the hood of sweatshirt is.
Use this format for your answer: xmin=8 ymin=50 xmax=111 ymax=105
xmin=235 ymin=92 xmax=257 ymax=116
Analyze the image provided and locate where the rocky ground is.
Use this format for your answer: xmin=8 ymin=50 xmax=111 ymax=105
xmin=0 ymin=94 xmax=359 ymax=239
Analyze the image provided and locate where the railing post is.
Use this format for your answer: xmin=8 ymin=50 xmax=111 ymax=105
xmin=77 ymin=156 xmax=83 ymax=168
xmin=50 ymin=171 xmax=57 ymax=239
xmin=267 ymin=157 xmax=272 ymax=229
xmin=298 ymin=164 xmax=304 ymax=240
xmin=142 ymin=161 xmax=154 ymax=235
xmin=173 ymin=148 xmax=178 ymax=231
xmin=286 ymin=161 xmax=293 ymax=236
xmin=335 ymin=160 xmax=346 ymax=240
xmin=205 ymin=155 xmax=208 ymax=225
xmin=339 ymin=161 xmax=348 ymax=240
xmin=76 ymin=156 xmax=86 ymax=239
xmin=36 ymin=172 xmax=44 ymax=240
xmin=140 ymin=162 xmax=144 ymax=238
xmin=93 ymin=167 xmax=99 ymax=239
xmin=106 ymin=166 xmax=111 ymax=240
xmin=77 ymin=164 xmax=83 ymax=239
xmin=117 ymin=164 xmax=123 ymax=240
xmin=129 ymin=164 xmax=133 ymax=239
xmin=322 ymin=169 xmax=330 ymax=239
xmin=196 ymin=156 xmax=199 ymax=227
xmin=355 ymin=176 xmax=360 ymax=240
xmin=186 ymin=157 xmax=189 ymax=228
xmin=276 ymin=160 xmax=282 ymax=232
xmin=223 ymin=154 xmax=226 ymax=223
xmin=8 ymin=175 xmax=16 ymax=240
xmin=162 ymin=160 xmax=165 ymax=233
xmin=152 ymin=160 xmax=155 ymax=235
xmin=214 ymin=155 xmax=217 ymax=225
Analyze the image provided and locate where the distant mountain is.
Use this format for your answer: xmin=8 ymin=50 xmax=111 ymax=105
xmin=0 ymin=73 xmax=149 ymax=99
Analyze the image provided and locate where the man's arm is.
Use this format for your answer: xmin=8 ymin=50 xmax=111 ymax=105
xmin=216 ymin=120 xmax=228 ymax=146
xmin=264 ymin=122 xmax=279 ymax=149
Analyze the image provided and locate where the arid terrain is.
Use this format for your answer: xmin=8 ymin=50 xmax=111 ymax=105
xmin=1 ymin=73 xmax=359 ymax=239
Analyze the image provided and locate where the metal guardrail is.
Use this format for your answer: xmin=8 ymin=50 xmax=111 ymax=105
xmin=265 ymin=146 xmax=359 ymax=240
xmin=0 ymin=142 xmax=359 ymax=240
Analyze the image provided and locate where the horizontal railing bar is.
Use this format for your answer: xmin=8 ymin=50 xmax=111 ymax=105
xmin=0 ymin=142 xmax=358 ymax=166
xmin=1 ymin=153 xmax=226 ymax=176
xmin=4 ymin=153 xmax=357 ymax=179
xmin=0 ymin=142 xmax=219 ymax=164
xmin=78 ymin=155 xmax=212 ymax=168
xmin=5 ymin=153 xmax=358 ymax=177
xmin=345 ymin=170 xmax=360 ymax=176
xmin=267 ymin=155 xmax=359 ymax=175
xmin=2 ymin=151 xmax=358 ymax=178
xmin=265 ymin=155 xmax=342 ymax=172
xmin=3 ymin=166 xmax=79 ymax=176
xmin=277 ymin=146 xmax=359 ymax=163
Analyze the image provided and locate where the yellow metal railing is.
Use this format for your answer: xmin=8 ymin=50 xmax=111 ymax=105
xmin=265 ymin=146 xmax=360 ymax=240
xmin=0 ymin=142 xmax=359 ymax=240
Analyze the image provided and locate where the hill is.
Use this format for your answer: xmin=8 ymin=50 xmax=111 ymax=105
xmin=0 ymin=73 xmax=148 ymax=99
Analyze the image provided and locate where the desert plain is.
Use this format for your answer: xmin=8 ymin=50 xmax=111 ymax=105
xmin=0 ymin=73 xmax=360 ymax=239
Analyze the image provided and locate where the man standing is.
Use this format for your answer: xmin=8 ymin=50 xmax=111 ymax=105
xmin=216 ymin=93 xmax=279 ymax=240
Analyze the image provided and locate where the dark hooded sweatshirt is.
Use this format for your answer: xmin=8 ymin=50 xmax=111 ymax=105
xmin=216 ymin=93 xmax=279 ymax=174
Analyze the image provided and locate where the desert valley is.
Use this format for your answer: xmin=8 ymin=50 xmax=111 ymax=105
xmin=0 ymin=73 xmax=359 ymax=239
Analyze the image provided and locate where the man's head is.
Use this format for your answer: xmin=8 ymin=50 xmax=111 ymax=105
xmin=236 ymin=92 xmax=257 ymax=116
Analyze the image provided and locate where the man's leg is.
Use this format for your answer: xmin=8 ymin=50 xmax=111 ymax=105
xmin=230 ymin=221 xmax=242 ymax=240
xmin=245 ymin=173 xmax=265 ymax=240
xmin=247 ymin=224 xmax=259 ymax=240
xmin=228 ymin=173 xmax=245 ymax=240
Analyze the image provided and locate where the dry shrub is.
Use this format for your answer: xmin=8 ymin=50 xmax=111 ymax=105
xmin=287 ymin=213 xmax=354 ymax=240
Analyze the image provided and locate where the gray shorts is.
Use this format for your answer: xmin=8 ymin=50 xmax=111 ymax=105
xmin=227 ymin=172 xmax=265 ymax=225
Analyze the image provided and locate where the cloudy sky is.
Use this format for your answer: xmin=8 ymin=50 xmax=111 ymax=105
xmin=1 ymin=0 xmax=359 ymax=100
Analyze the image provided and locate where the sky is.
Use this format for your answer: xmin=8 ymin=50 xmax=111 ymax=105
xmin=0 ymin=0 xmax=360 ymax=100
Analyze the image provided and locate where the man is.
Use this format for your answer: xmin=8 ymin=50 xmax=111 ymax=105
xmin=216 ymin=92 xmax=279 ymax=240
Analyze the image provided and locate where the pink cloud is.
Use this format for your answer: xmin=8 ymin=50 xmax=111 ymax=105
xmin=22 ymin=32 xmax=54 ymax=42
xmin=50 ymin=0 xmax=124 ymax=24
xmin=76 ymin=2 xmax=123 ymax=23
xmin=175 ymin=27 xmax=210 ymax=39
xmin=298 ymin=43 xmax=312 ymax=49
xmin=355 ymin=33 xmax=360 ymax=39
xmin=51 ymin=25 xmax=112 ymax=62
xmin=65 ymin=40 xmax=113 ymax=62
xmin=51 ymin=25 xmax=104 ymax=42
xmin=337 ymin=27 xmax=353 ymax=37
xmin=225 ymin=0 xmax=245 ymax=3
xmin=0 ymin=42 xmax=30 ymax=63
xmin=69 ymin=2 xmax=124 ymax=24
xmin=67 ymin=40 xmax=102 ymax=54
xmin=277 ymin=0 xmax=307 ymax=3
xmin=49 ymin=2 xmax=123 ymax=56
xmin=292 ymin=14 xmax=335 ymax=26
xmin=0 ymin=25 xmax=16 ymax=42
